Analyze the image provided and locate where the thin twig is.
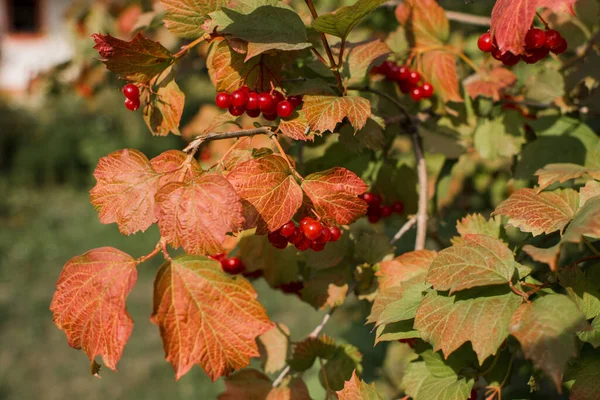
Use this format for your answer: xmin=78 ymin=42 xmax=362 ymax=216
xmin=319 ymin=357 xmax=333 ymax=398
xmin=183 ymin=127 xmax=274 ymax=154
xmin=136 ymin=241 xmax=162 ymax=265
xmin=390 ymin=215 xmax=417 ymax=244
xmin=445 ymin=10 xmax=491 ymax=26
xmin=566 ymin=253 xmax=600 ymax=269
xmin=174 ymin=36 xmax=205 ymax=59
xmin=583 ymin=237 xmax=600 ymax=255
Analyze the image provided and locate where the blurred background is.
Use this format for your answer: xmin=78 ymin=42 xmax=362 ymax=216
xmin=0 ymin=0 xmax=498 ymax=399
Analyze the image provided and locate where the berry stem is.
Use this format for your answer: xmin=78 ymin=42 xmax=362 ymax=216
xmin=311 ymin=47 xmax=328 ymax=65
xmin=337 ymin=37 xmax=347 ymax=68
xmin=535 ymin=12 xmax=549 ymax=29
xmin=173 ymin=36 xmax=205 ymax=59
xmin=451 ymin=48 xmax=483 ymax=77
xmin=270 ymin=133 xmax=303 ymax=180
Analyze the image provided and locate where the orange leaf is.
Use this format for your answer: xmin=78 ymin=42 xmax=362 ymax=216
xmin=421 ymin=50 xmax=462 ymax=103
xmin=337 ymin=370 xmax=384 ymax=399
xmin=150 ymin=149 xmax=202 ymax=187
xmin=465 ymin=66 xmax=517 ymax=101
xmin=50 ymin=247 xmax=138 ymax=371
xmin=302 ymin=167 xmax=368 ymax=225
xmin=278 ymin=111 xmax=312 ymax=141
xmin=303 ymin=94 xmax=371 ymax=133
xmin=143 ymin=76 xmax=185 ymax=136
xmin=151 ymin=256 xmax=273 ymax=380
xmin=403 ymin=0 xmax=449 ymax=48
xmin=376 ymin=250 xmax=437 ymax=290
xmin=155 ymin=172 xmax=244 ymax=255
xmin=90 ymin=149 xmax=161 ymax=235
xmin=227 ymin=154 xmax=303 ymax=234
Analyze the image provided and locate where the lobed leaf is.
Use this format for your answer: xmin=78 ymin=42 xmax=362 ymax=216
xmin=562 ymin=196 xmax=600 ymax=243
xmin=493 ymin=188 xmax=579 ymax=236
xmin=155 ymin=172 xmax=244 ymax=255
xmin=218 ymin=369 xmax=311 ymax=399
xmin=580 ymin=181 xmax=600 ymax=207
xmin=312 ymin=0 xmax=386 ymax=40
xmin=320 ymin=344 xmax=363 ymax=391
xmin=451 ymin=214 xmax=501 ymax=245
xmin=401 ymin=359 xmax=472 ymax=400
xmin=50 ymin=247 xmax=138 ymax=371
xmin=367 ymin=277 xmax=429 ymax=327
xmin=376 ymin=250 xmax=437 ymax=290
xmin=509 ymin=294 xmax=588 ymax=391
xmin=150 ymin=149 xmax=202 ymax=187
xmin=535 ymin=163 xmax=600 ymax=193
xmin=375 ymin=320 xmax=420 ymax=344
xmin=414 ymin=289 xmax=522 ymax=365
xmin=227 ymin=154 xmax=303 ymax=234
xmin=151 ymin=256 xmax=273 ymax=380
xmin=289 ymin=335 xmax=338 ymax=371
xmin=161 ymin=0 xmax=228 ymax=39
xmin=90 ymin=149 xmax=161 ymax=235
xmin=342 ymin=39 xmax=391 ymax=87
xmin=238 ymin=234 xmax=299 ymax=287
xmin=92 ymin=33 xmax=174 ymax=83
xmin=427 ymin=234 xmax=516 ymax=293
xmin=143 ymin=75 xmax=185 ymax=136
xmin=278 ymin=111 xmax=312 ymax=141
xmin=302 ymin=167 xmax=368 ymax=225
xmin=302 ymin=94 xmax=371 ymax=134
xmin=421 ymin=50 xmax=462 ymax=103
xmin=465 ymin=66 xmax=517 ymax=101
xmin=336 ymin=370 xmax=384 ymax=400
xmin=401 ymin=0 xmax=449 ymax=48
xmin=560 ymin=268 xmax=600 ymax=320
xmin=257 ymin=323 xmax=290 ymax=374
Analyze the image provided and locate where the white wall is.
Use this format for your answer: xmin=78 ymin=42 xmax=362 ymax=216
xmin=0 ymin=0 xmax=75 ymax=91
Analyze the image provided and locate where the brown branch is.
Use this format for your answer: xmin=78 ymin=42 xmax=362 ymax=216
xmin=445 ymin=10 xmax=491 ymax=26
xmin=183 ymin=127 xmax=275 ymax=154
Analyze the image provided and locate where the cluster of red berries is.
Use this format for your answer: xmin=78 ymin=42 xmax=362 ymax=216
xmin=267 ymin=217 xmax=342 ymax=252
xmin=209 ymin=253 xmax=245 ymax=275
xmin=371 ymin=61 xmax=434 ymax=102
xmin=360 ymin=192 xmax=405 ymax=223
xmin=122 ymin=83 xmax=140 ymax=111
xmin=477 ymin=28 xmax=567 ymax=66
xmin=215 ymin=86 xmax=303 ymax=120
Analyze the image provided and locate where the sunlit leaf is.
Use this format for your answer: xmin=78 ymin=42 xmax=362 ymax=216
xmin=376 ymin=250 xmax=437 ymax=290
xmin=401 ymin=0 xmax=449 ymax=48
xmin=257 ymin=323 xmax=290 ymax=374
xmin=150 ymin=150 xmax=202 ymax=187
xmin=451 ymin=214 xmax=501 ymax=245
xmin=367 ymin=277 xmax=429 ymax=327
xmin=337 ymin=370 xmax=384 ymax=400
xmin=278 ymin=111 xmax=312 ymax=141
xmin=402 ymin=357 xmax=473 ymax=400
xmin=535 ymin=163 xmax=600 ymax=193
xmin=421 ymin=50 xmax=462 ymax=103
xmin=143 ymin=74 xmax=185 ymax=136
xmin=312 ymin=0 xmax=386 ymax=40
xmin=342 ymin=39 xmax=391 ymax=87
xmin=303 ymin=94 xmax=371 ymax=133
xmin=465 ymin=66 xmax=517 ymax=101
xmin=161 ymin=0 xmax=228 ymax=38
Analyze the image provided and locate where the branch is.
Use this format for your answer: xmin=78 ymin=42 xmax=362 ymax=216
xmin=183 ymin=127 xmax=274 ymax=154
xmin=390 ymin=215 xmax=417 ymax=244
xmin=382 ymin=1 xmax=491 ymax=26
xmin=348 ymin=85 xmax=428 ymax=250
xmin=272 ymin=307 xmax=336 ymax=387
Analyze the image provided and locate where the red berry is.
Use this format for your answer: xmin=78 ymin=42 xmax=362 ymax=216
xmin=288 ymin=229 xmax=305 ymax=245
xmin=299 ymin=217 xmax=312 ymax=228
xmin=410 ymin=87 xmax=423 ymax=101
xmin=329 ymin=226 xmax=341 ymax=242
xmin=209 ymin=253 xmax=226 ymax=261
xmin=231 ymin=89 xmax=248 ymax=107
xmin=125 ymin=97 xmax=140 ymax=111
xmin=263 ymin=112 xmax=277 ymax=121
xmin=258 ymin=92 xmax=274 ymax=111
xmin=370 ymin=194 xmax=382 ymax=208
xmin=295 ymin=238 xmax=312 ymax=251
xmin=279 ymin=221 xmax=297 ymax=237
xmin=215 ymin=92 xmax=231 ymax=109
xmin=277 ymin=100 xmax=294 ymax=118
xmin=408 ymin=71 xmax=421 ymax=85
xmin=122 ymin=83 xmax=139 ymax=100
xmin=246 ymin=92 xmax=260 ymax=110
xmin=544 ymin=29 xmax=563 ymax=50
xmin=316 ymin=226 xmax=331 ymax=243
xmin=311 ymin=241 xmax=326 ymax=252
xmin=368 ymin=212 xmax=381 ymax=224
xmin=392 ymin=201 xmax=404 ymax=214
xmin=361 ymin=192 xmax=374 ymax=203
xmin=380 ymin=60 xmax=396 ymax=76
xmin=477 ymin=32 xmax=495 ymax=53
xmin=381 ymin=205 xmax=392 ymax=218
xmin=280 ymin=281 xmax=304 ymax=294
xmin=246 ymin=108 xmax=261 ymax=118
xmin=398 ymin=80 xmax=415 ymax=94
xmin=301 ymin=219 xmax=322 ymax=240
xmin=229 ymin=104 xmax=245 ymax=116
xmin=268 ymin=231 xmax=288 ymax=249
xmin=384 ymin=63 xmax=400 ymax=80
xmin=551 ymin=37 xmax=567 ymax=54
xmin=522 ymin=47 xmax=549 ymax=64
xmin=222 ymin=257 xmax=245 ymax=274
xmin=240 ymin=86 xmax=251 ymax=95
xmin=421 ymin=82 xmax=434 ymax=98
xmin=469 ymin=389 xmax=477 ymax=400
xmin=271 ymin=90 xmax=285 ymax=105
xmin=243 ymin=269 xmax=263 ymax=279
xmin=396 ymin=65 xmax=410 ymax=81
xmin=501 ymin=51 xmax=520 ymax=66
xmin=525 ymin=28 xmax=546 ymax=50
xmin=287 ymin=95 xmax=303 ymax=108
xmin=491 ymin=48 xmax=505 ymax=61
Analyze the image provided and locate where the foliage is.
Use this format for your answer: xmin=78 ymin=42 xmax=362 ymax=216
xmin=44 ymin=0 xmax=600 ymax=398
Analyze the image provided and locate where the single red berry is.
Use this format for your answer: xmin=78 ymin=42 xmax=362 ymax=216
xmin=520 ymin=53 xmax=538 ymax=64
xmin=368 ymin=212 xmax=381 ymax=224
xmin=230 ymin=89 xmax=248 ymax=107
xmin=410 ymin=87 xmax=423 ymax=101
xmin=551 ymin=37 xmax=567 ymax=54
xmin=396 ymin=65 xmax=410 ymax=81
xmin=125 ymin=97 xmax=140 ymax=111
xmin=222 ymin=257 xmax=245 ymax=274
xmin=295 ymin=238 xmax=312 ymax=251
xmin=398 ymin=80 xmax=415 ymax=94
xmin=243 ymin=269 xmax=263 ymax=279
xmin=246 ymin=108 xmax=261 ymax=118
xmin=408 ymin=71 xmax=421 ymax=85
xmin=544 ymin=29 xmax=563 ymax=50
xmin=301 ymin=219 xmax=322 ymax=240
xmin=268 ymin=231 xmax=288 ymax=249
xmin=525 ymin=28 xmax=546 ymax=50
xmin=215 ymin=92 xmax=231 ymax=109
xmin=209 ymin=253 xmax=226 ymax=261
xmin=491 ymin=48 xmax=505 ymax=61
xmin=329 ymin=226 xmax=341 ymax=242
xmin=279 ymin=221 xmax=297 ymax=237
xmin=288 ymin=229 xmax=305 ymax=245
xmin=287 ymin=95 xmax=303 ymax=108
xmin=392 ymin=201 xmax=404 ymax=214
xmin=271 ymin=90 xmax=285 ymax=105
xmin=477 ymin=32 xmax=495 ymax=53
xmin=522 ymin=47 xmax=549 ymax=64
xmin=263 ymin=112 xmax=277 ymax=121
xmin=380 ymin=60 xmax=396 ymax=76
xmin=501 ymin=51 xmax=520 ymax=66
xmin=370 ymin=193 xmax=382 ymax=208
xmin=361 ymin=192 xmax=374 ymax=203
xmin=258 ymin=92 xmax=274 ymax=111
xmin=277 ymin=100 xmax=294 ymax=118
xmin=384 ymin=63 xmax=400 ymax=80
xmin=316 ymin=226 xmax=331 ymax=243
xmin=381 ymin=205 xmax=392 ymax=218
xmin=122 ymin=83 xmax=139 ymax=100
xmin=246 ymin=92 xmax=260 ymax=110
xmin=311 ymin=241 xmax=326 ymax=252
xmin=240 ymin=86 xmax=251 ymax=95
xmin=229 ymin=104 xmax=246 ymax=116
xmin=421 ymin=82 xmax=434 ymax=98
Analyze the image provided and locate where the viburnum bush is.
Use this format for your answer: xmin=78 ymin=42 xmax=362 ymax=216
xmin=49 ymin=0 xmax=600 ymax=398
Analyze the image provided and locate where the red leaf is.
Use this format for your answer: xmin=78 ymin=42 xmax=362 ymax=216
xmin=376 ymin=250 xmax=437 ymax=290
xmin=278 ymin=111 xmax=313 ymax=142
xmin=421 ymin=50 xmax=462 ymax=103
xmin=465 ymin=66 xmax=517 ymax=101
xmin=303 ymin=94 xmax=371 ymax=133
xmin=337 ymin=370 xmax=384 ymax=399
xmin=402 ymin=0 xmax=449 ymax=48
xmin=92 ymin=33 xmax=174 ymax=83
xmin=50 ymin=247 xmax=138 ymax=371
xmin=90 ymin=149 xmax=161 ymax=235
xmin=151 ymin=256 xmax=273 ymax=380
xmin=150 ymin=150 xmax=202 ymax=187
xmin=227 ymin=154 xmax=303 ymax=234
xmin=302 ymin=167 xmax=368 ymax=225
xmin=155 ymin=172 xmax=244 ymax=255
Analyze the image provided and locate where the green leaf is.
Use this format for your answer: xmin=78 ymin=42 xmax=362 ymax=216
xmin=474 ymin=113 xmax=525 ymax=161
xmin=312 ymin=0 xmax=386 ymax=40
xmin=451 ymin=214 xmax=502 ymax=245
xmin=427 ymin=234 xmax=516 ymax=293
xmin=289 ymin=335 xmax=337 ymax=371
xmin=509 ymin=294 xmax=589 ymax=390
xmin=368 ymin=277 xmax=429 ymax=327
xmin=354 ymin=232 xmax=394 ymax=265
xmin=209 ymin=5 xmax=311 ymax=60
xmin=375 ymin=320 xmax=420 ymax=344
xmin=143 ymin=74 xmax=185 ymax=136
xmin=534 ymin=163 xmax=600 ymax=193
xmin=161 ymin=0 xmax=228 ymax=39
xmin=338 ymin=119 xmax=385 ymax=152
xmin=320 ymin=344 xmax=363 ymax=391
xmin=401 ymin=360 xmax=473 ymax=400
xmin=414 ymin=288 xmax=522 ymax=365
xmin=238 ymin=234 xmax=299 ymax=287
xmin=562 ymin=196 xmax=600 ymax=243
xmin=301 ymin=266 xmax=352 ymax=310
xmin=560 ymin=267 xmax=600 ymax=319
xmin=578 ymin=316 xmax=600 ymax=348
xmin=569 ymin=352 xmax=600 ymax=400
xmin=525 ymin=69 xmax=565 ymax=104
